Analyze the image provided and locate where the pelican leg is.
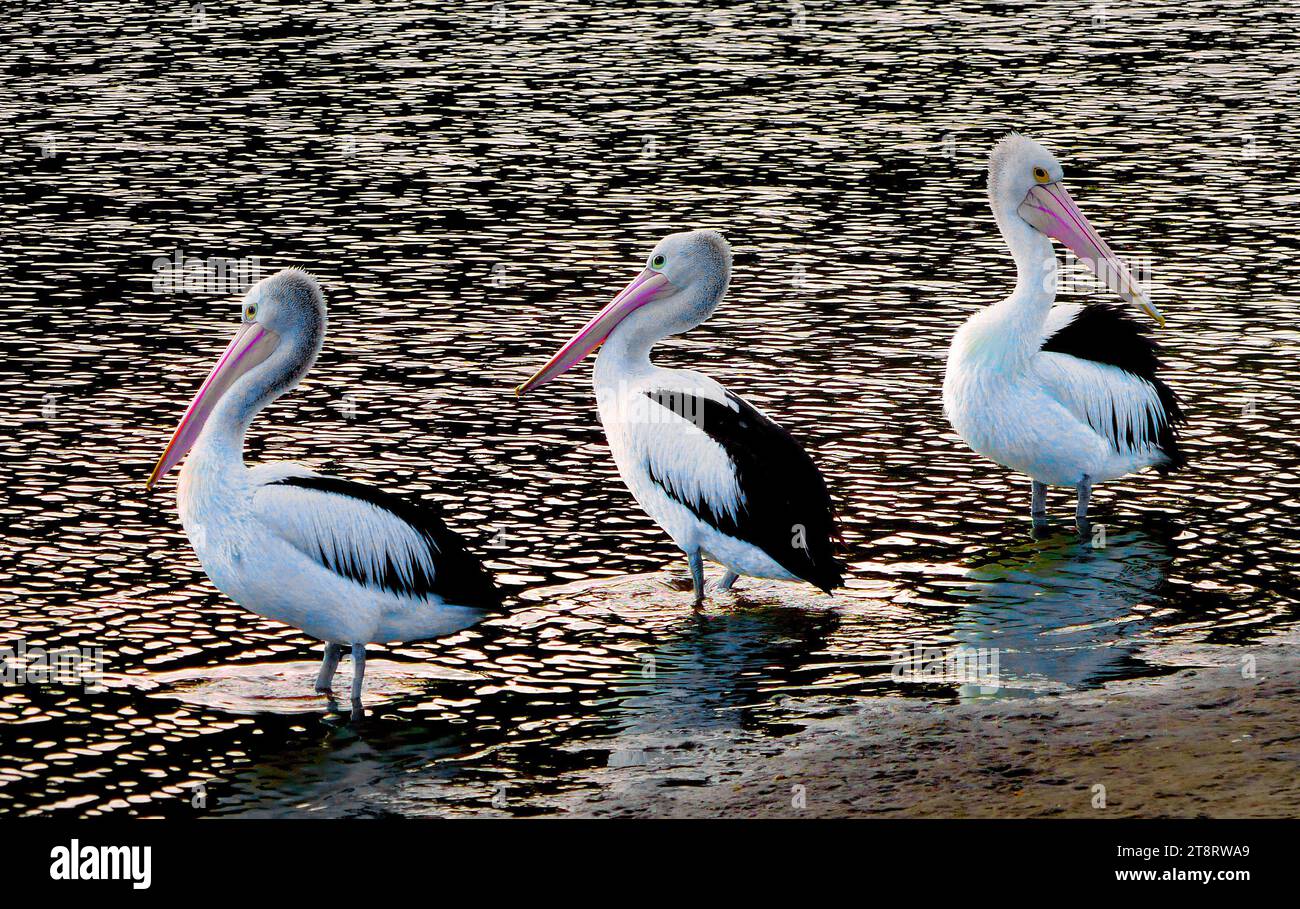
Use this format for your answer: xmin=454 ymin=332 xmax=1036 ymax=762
xmin=1075 ymin=474 xmax=1092 ymax=536
xmin=350 ymin=643 xmax=366 ymax=714
xmin=315 ymin=642 xmax=342 ymax=693
xmin=1031 ymin=480 xmax=1048 ymax=532
xmin=717 ymin=570 xmax=740 ymax=592
xmin=688 ymin=550 xmax=705 ymax=609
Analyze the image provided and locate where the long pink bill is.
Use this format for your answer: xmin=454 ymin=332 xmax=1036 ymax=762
xmin=146 ymin=321 xmax=280 ymax=489
xmin=1018 ymin=182 xmax=1164 ymax=326
xmin=515 ymin=268 xmax=672 ymax=396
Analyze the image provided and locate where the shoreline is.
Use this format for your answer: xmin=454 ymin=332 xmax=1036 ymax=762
xmin=559 ymin=631 xmax=1300 ymax=818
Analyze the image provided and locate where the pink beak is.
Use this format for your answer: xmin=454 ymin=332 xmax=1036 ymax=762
xmin=515 ymin=268 xmax=673 ymax=395
xmin=146 ymin=321 xmax=279 ymax=489
xmin=1018 ymin=181 xmax=1164 ymax=326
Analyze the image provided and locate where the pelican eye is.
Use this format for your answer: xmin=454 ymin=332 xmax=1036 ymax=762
xmin=650 ymin=254 xmax=667 ymax=270
xmin=244 ymin=302 xmax=258 ymax=321
xmin=1033 ymin=166 xmax=1051 ymax=183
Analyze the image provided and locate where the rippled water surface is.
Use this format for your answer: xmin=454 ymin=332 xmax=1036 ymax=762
xmin=2 ymin=0 xmax=1297 ymax=816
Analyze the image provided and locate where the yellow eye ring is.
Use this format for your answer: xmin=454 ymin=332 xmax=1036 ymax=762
xmin=244 ymin=303 xmax=258 ymax=321
xmin=1033 ymin=166 xmax=1051 ymax=183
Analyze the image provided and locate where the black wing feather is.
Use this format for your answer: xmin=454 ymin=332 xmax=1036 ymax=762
xmin=1042 ymin=303 xmax=1187 ymax=471
xmin=268 ymin=475 xmax=504 ymax=610
xmin=643 ymin=389 xmax=844 ymax=592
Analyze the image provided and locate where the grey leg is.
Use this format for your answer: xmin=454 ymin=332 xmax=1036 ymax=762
xmin=717 ymin=570 xmax=740 ymax=592
xmin=1075 ymin=474 xmax=1092 ymax=535
xmin=315 ymin=642 xmax=342 ymax=693
xmin=688 ymin=550 xmax=705 ymax=609
xmin=1031 ymin=480 xmax=1047 ymax=524
xmin=350 ymin=643 xmax=366 ymax=711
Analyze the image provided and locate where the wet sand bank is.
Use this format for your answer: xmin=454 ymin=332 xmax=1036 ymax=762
xmin=560 ymin=632 xmax=1300 ymax=818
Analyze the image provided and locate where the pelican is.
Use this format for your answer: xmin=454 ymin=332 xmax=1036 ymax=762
xmin=943 ymin=134 xmax=1186 ymax=534
xmin=146 ymin=269 xmax=502 ymax=713
xmin=515 ymin=230 xmax=843 ymax=607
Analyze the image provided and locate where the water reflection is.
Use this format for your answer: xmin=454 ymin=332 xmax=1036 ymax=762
xmin=611 ymin=604 xmax=842 ymax=733
xmin=199 ymin=594 xmax=846 ymax=816
xmin=950 ymin=527 xmax=1174 ymax=695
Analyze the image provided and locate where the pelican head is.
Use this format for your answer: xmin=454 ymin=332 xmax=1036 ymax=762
xmin=516 ymin=229 xmax=732 ymax=395
xmin=989 ymin=133 xmax=1163 ymax=327
xmin=146 ymin=268 xmax=326 ymax=489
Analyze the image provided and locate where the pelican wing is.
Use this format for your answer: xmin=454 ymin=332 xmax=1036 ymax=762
xmin=640 ymin=387 xmax=843 ymax=592
xmin=1037 ymin=303 xmax=1185 ymax=467
xmin=251 ymin=472 xmax=503 ymax=610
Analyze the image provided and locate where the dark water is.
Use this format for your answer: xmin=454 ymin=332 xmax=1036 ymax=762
xmin=1 ymin=0 xmax=1297 ymax=816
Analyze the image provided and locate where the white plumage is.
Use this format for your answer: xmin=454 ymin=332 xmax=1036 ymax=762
xmin=179 ymin=462 xmax=485 ymax=646
xmin=1034 ymin=351 xmax=1169 ymax=473
xmin=517 ymin=230 xmax=842 ymax=604
xmin=945 ymin=306 xmax=1172 ymax=487
xmin=944 ymin=135 xmax=1184 ymax=531
xmin=594 ymin=350 xmax=798 ymax=583
xmin=253 ymin=468 xmax=436 ymax=601
xmin=149 ymin=269 xmax=500 ymax=712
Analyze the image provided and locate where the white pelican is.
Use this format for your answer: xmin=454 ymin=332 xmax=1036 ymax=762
xmin=515 ymin=230 xmax=843 ymax=607
xmin=943 ymin=134 xmax=1185 ymax=534
xmin=146 ymin=269 xmax=502 ymax=712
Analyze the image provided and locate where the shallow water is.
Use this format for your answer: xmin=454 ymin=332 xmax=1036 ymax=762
xmin=1 ymin=0 xmax=1297 ymax=816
